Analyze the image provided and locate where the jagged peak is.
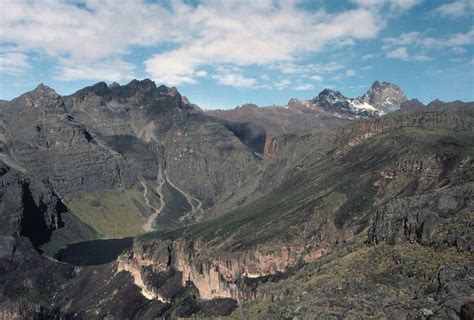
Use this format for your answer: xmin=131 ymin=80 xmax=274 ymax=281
xmin=368 ymin=80 xmax=402 ymax=91
xmin=318 ymin=88 xmax=344 ymax=96
xmin=126 ymin=78 xmax=157 ymax=90
xmin=32 ymin=83 xmax=58 ymax=96
xmin=12 ymin=83 xmax=65 ymax=110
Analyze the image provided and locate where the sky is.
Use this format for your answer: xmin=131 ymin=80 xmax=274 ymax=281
xmin=0 ymin=0 xmax=473 ymax=109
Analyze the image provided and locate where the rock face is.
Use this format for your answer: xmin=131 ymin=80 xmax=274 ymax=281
xmin=63 ymin=79 xmax=265 ymax=219
xmin=117 ymin=239 xmax=326 ymax=302
xmin=0 ymin=159 xmax=65 ymax=252
xmin=0 ymin=160 xmax=74 ymax=319
xmin=0 ymin=84 xmax=126 ymax=198
xmin=359 ymin=80 xmax=406 ymax=113
xmin=368 ymin=152 xmax=473 ymax=251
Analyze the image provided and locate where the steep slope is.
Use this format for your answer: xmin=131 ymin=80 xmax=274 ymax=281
xmin=54 ymin=103 xmax=473 ymax=318
xmin=0 ymin=159 xmax=79 ymax=319
xmin=63 ymin=79 xmax=266 ymax=224
xmin=0 ymin=80 xmax=269 ymax=242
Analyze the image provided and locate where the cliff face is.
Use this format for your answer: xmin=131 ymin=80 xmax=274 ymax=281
xmin=337 ymin=106 xmax=473 ymax=149
xmin=369 ymin=155 xmax=473 ymax=251
xmin=263 ymin=137 xmax=279 ymax=160
xmin=117 ymin=239 xmax=326 ymax=302
xmin=0 ymin=159 xmax=65 ymax=252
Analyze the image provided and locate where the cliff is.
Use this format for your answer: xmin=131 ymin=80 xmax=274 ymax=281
xmin=117 ymin=239 xmax=326 ymax=302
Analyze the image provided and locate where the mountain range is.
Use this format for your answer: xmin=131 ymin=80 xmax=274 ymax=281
xmin=0 ymin=79 xmax=472 ymax=319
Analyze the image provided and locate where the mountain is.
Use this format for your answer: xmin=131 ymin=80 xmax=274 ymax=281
xmin=208 ymin=81 xmax=407 ymax=136
xmin=0 ymin=80 xmax=472 ymax=319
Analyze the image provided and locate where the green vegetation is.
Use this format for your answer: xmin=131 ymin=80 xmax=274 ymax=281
xmin=231 ymin=243 xmax=473 ymax=319
xmin=65 ymin=188 xmax=152 ymax=238
xmin=141 ymin=125 xmax=474 ymax=252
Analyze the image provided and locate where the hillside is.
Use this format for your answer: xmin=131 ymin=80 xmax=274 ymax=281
xmin=0 ymin=80 xmax=472 ymax=319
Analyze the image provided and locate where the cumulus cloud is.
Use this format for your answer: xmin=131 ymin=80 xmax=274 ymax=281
xmin=211 ymin=67 xmax=257 ymax=88
xmin=0 ymin=52 xmax=31 ymax=75
xmin=0 ymin=0 xmax=389 ymax=85
xmin=55 ymin=58 xmax=136 ymax=81
xmin=346 ymin=69 xmax=356 ymax=77
xmin=274 ymin=79 xmax=291 ymax=90
xmin=384 ymin=28 xmax=474 ymax=50
xmin=385 ymin=47 xmax=430 ymax=62
xmin=295 ymin=83 xmax=315 ymax=91
xmin=433 ymin=0 xmax=474 ymax=18
xmin=353 ymin=0 xmax=423 ymax=12
xmin=382 ymin=28 xmax=473 ymax=62
xmin=145 ymin=2 xmax=384 ymax=85
xmin=310 ymin=75 xmax=324 ymax=82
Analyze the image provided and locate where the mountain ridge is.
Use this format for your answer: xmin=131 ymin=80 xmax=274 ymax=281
xmin=0 ymin=80 xmax=472 ymax=319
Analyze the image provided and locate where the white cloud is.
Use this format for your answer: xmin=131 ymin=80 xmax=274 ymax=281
xmin=346 ymin=69 xmax=356 ymax=77
xmin=382 ymin=28 xmax=473 ymax=63
xmin=384 ymin=28 xmax=474 ymax=50
xmin=274 ymin=79 xmax=291 ymax=90
xmin=353 ymin=0 xmax=423 ymax=12
xmin=387 ymin=0 xmax=424 ymax=11
xmin=310 ymin=75 xmax=324 ymax=82
xmin=195 ymin=70 xmax=208 ymax=77
xmin=386 ymin=47 xmax=430 ymax=61
xmin=295 ymin=83 xmax=315 ymax=91
xmin=362 ymin=53 xmax=377 ymax=60
xmin=274 ymin=62 xmax=344 ymax=75
xmin=55 ymin=58 xmax=135 ymax=81
xmin=211 ymin=67 xmax=257 ymax=88
xmin=144 ymin=3 xmax=383 ymax=85
xmin=0 ymin=0 xmax=421 ymax=86
xmin=433 ymin=0 xmax=474 ymax=18
xmin=0 ymin=52 xmax=31 ymax=75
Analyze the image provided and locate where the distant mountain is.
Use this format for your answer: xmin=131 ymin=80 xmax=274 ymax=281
xmin=208 ymin=81 xmax=407 ymax=136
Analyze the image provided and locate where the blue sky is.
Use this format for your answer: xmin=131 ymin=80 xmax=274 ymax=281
xmin=0 ymin=0 xmax=473 ymax=109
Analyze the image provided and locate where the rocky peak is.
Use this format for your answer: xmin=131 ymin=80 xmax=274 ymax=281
xmin=239 ymin=103 xmax=259 ymax=109
xmin=16 ymin=84 xmax=64 ymax=111
xmin=109 ymin=82 xmax=120 ymax=89
xmin=315 ymin=89 xmax=348 ymax=107
xmin=32 ymin=83 xmax=58 ymax=96
xmin=360 ymin=81 xmax=406 ymax=113
xmin=127 ymin=78 xmax=157 ymax=91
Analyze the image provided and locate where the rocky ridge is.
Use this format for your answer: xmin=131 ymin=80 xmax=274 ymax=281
xmin=0 ymin=80 xmax=472 ymax=319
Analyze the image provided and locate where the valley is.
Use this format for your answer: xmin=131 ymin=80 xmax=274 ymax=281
xmin=0 ymin=79 xmax=472 ymax=319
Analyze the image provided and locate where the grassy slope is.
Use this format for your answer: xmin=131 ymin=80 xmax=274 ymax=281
xmin=141 ymin=122 xmax=474 ymax=251
xmin=230 ymin=243 xmax=473 ymax=319
xmin=65 ymin=188 xmax=152 ymax=238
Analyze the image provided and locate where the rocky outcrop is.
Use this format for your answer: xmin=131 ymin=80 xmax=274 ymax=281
xmin=64 ymin=79 xmax=266 ymax=218
xmin=0 ymin=159 xmax=67 ymax=252
xmin=0 ymin=300 xmax=41 ymax=320
xmin=0 ymin=84 xmax=130 ymax=198
xmin=359 ymin=81 xmax=406 ymax=113
xmin=117 ymin=239 xmax=326 ymax=302
xmin=337 ymin=107 xmax=473 ymax=149
xmin=368 ymin=151 xmax=473 ymax=252
xmin=263 ymin=137 xmax=279 ymax=160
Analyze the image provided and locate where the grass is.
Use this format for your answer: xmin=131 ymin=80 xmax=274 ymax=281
xmin=140 ymin=125 xmax=474 ymax=253
xmin=65 ymin=188 xmax=152 ymax=238
xmin=230 ymin=243 xmax=473 ymax=319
